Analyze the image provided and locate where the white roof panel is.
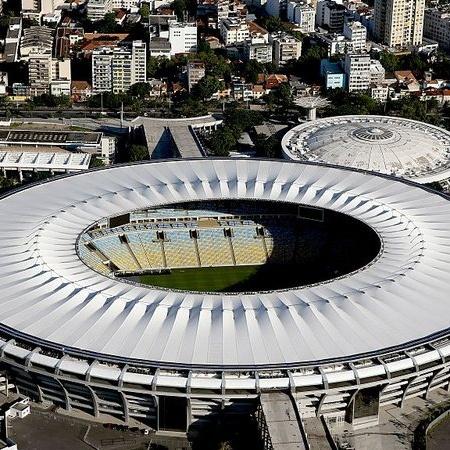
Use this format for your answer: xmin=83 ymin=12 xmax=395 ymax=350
xmin=0 ymin=159 xmax=449 ymax=369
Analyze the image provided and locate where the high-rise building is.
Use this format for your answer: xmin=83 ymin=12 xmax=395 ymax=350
xmin=316 ymin=0 xmax=346 ymax=33
xmin=92 ymin=41 xmax=147 ymax=94
xmin=87 ymin=0 xmax=113 ymax=21
xmin=424 ymin=8 xmax=450 ymax=50
xmin=374 ymin=0 xmax=425 ymax=48
xmin=287 ymin=2 xmax=316 ymax=33
xmin=344 ymin=53 xmax=370 ymax=92
xmin=343 ymin=21 xmax=367 ymax=52
xmin=168 ymin=22 xmax=197 ymax=55
xmin=28 ymin=54 xmax=71 ymax=96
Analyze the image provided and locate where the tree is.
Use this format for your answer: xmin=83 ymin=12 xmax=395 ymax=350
xmin=325 ymin=89 xmax=380 ymax=116
xmin=139 ymin=3 xmax=150 ymax=18
xmin=258 ymin=16 xmax=287 ymax=33
xmin=146 ymin=56 xmax=160 ymax=79
xmin=207 ymin=128 xmax=236 ymax=156
xmin=285 ymin=45 xmax=328 ymax=82
xmin=379 ymin=51 xmax=400 ymax=73
xmin=129 ymin=82 xmax=151 ymax=98
xmin=192 ymin=76 xmax=223 ymax=100
xmin=172 ymin=0 xmax=187 ymax=21
xmin=253 ymin=134 xmax=280 ymax=158
xmin=94 ymin=12 xmax=118 ymax=33
xmin=129 ymin=144 xmax=149 ymax=162
xmin=243 ymin=60 xmax=265 ymax=84
xmin=89 ymin=156 xmax=105 ymax=168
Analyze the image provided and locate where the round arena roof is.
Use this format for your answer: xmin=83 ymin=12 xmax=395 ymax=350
xmin=281 ymin=115 xmax=450 ymax=184
xmin=1 ymin=158 xmax=450 ymax=370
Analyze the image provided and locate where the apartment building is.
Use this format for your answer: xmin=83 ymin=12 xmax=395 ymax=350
xmin=374 ymin=0 xmax=425 ymax=48
xmin=92 ymin=41 xmax=147 ymax=93
xmin=20 ymin=26 xmax=54 ymax=60
xmin=112 ymin=0 xmax=140 ymax=8
xmin=168 ymin=22 xmax=197 ymax=55
xmin=187 ymin=61 xmax=206 ymax=92
xmin=270 ymin=32 xmax=302 ymax=67
xmin=21 ymin=0 xmax=65 ymax=19
xmin=287 ymin=2 xmax=316 ymax=33
xmin=220 ymin=18 xmax=250 ymax=45
xmin=343 ymin=21 xmax=367 ymax=52
xmin=243 ymin=37 xmax=273 ymax=63
xmin=316 ymin=0 xmax=346 ymax=33
xmin=344 ymin=53 xmax=370 ymax=92
xmin=28 ymin=55 xmax=71 ymax=96
xmin=424 ymin=8 xmax=450 ymax=50
xmin=87 ymin=0 xmax=113 ymax=21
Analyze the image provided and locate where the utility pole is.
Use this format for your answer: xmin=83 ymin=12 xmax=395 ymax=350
xmin=120 ymin=101 xmax=124 ymax=128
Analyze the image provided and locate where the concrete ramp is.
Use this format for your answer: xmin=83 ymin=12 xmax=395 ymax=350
xmin=259 ymin=392 xmax=307 ymax=450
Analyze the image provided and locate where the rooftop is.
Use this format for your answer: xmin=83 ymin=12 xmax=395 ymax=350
xmin=281 ymin=115 xmax=450 ymax=183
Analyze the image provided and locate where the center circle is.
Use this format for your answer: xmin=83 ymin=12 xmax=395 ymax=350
xmin=77 ymin=199 xmax=381 ymax=293
xmin=351 ymin=126 xmax=394 ymax=141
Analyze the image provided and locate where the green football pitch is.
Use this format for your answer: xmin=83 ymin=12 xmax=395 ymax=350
xmin=138 ymin=265 xmax=303 ymax=293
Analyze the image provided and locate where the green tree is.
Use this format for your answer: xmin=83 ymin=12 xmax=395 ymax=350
xmin=146 ymin=56 xmax=160 ymax=78
xmin=379 ymin=51 xmax=400 ymax=73
xmin=129 ymin=82 xmax=151 ymax=98
xmin=129 ymin=144 xmax=149 ymax=162
xmin=207 ymin=128 xmax=236 ymax=156
xmin=139 ymin=3 xmax=150 ymax=18
xmin=173 ymin=0 xmax=187 ymax=21
xmin=253 ymin=134 xmax=280 ymax=158
xmin=325 ymin=89 xmax=380 ymax=116
xmin=192 ymin=76 xmax=223 ymax=100
xmin=94 ymin=12 xmax=118 ymax=33
xmin=243 ymin=60 xmax=265 ymax=84
xmin=89 ymin=156 xmax=105 ymax=168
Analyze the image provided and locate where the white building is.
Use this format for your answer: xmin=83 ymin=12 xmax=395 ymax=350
xmin=424 ymin=8 xmax=450 ymax=50
xmin=374 ymin=0 xmax=425 ymax=48
xmin=316 ymin=0 xmax=346 ymax=33
xmin=21 ymin=0 xmax=65 ymax=19
xmin=168 ymin=22 xmax=197 ymax=55
xmin=270 ymin=32 xmax=302 ymax=67
xmin=370 ymin=59 xmax=385 ymax=84
xmin=344 ymin=53 xmax=371 ymax=92
xmin=112 ymin=0 xmax=140 ymax=8
xmin=87 ymin=0 xmax=113 ymax=21
xmin=287 ymin=2 xmax=315 ymax=33
xmin=243 ymin=37 xmax=273 ymax=63
xmin=28 ymin=54 xmax=71 ymax=96
xmin=92 ymin=41 xmax=147 ymax=94
xmin=343 ymin=21 xmax=367 ymax=52
xmin=220 ymin=18 xmax=250 ymax=45
xmin=20 ymin=26 xmax=54 ymax=60
xmin=6 ymin=399 xmax=30 ymax=419
xmin=0 ymin=73 xmax=8 ymax=96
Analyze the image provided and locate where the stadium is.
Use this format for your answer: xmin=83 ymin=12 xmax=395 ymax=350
xmin=281 ymin=115 xmax=450 ymax=184
xmin=1 ymin=158 xmax=450 ymax=435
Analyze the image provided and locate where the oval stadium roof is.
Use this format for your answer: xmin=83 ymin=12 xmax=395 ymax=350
xmin=0 ymin=158 xmax=450 ymax=369
xmin=281 ymin=115 xmax=450 ymax=184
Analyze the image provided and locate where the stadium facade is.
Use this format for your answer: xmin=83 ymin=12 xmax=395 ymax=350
xmin=281 ymin=115 xmax=450 ymax=184
xmin=1 ymin=159 xmax=450 ymax=432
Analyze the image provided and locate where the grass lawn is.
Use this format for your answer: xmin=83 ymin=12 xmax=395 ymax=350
xmin=139 ymin=266 xmax=261 ymax=292
xmin=137 ymin=264 xmax=308 ymax=292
